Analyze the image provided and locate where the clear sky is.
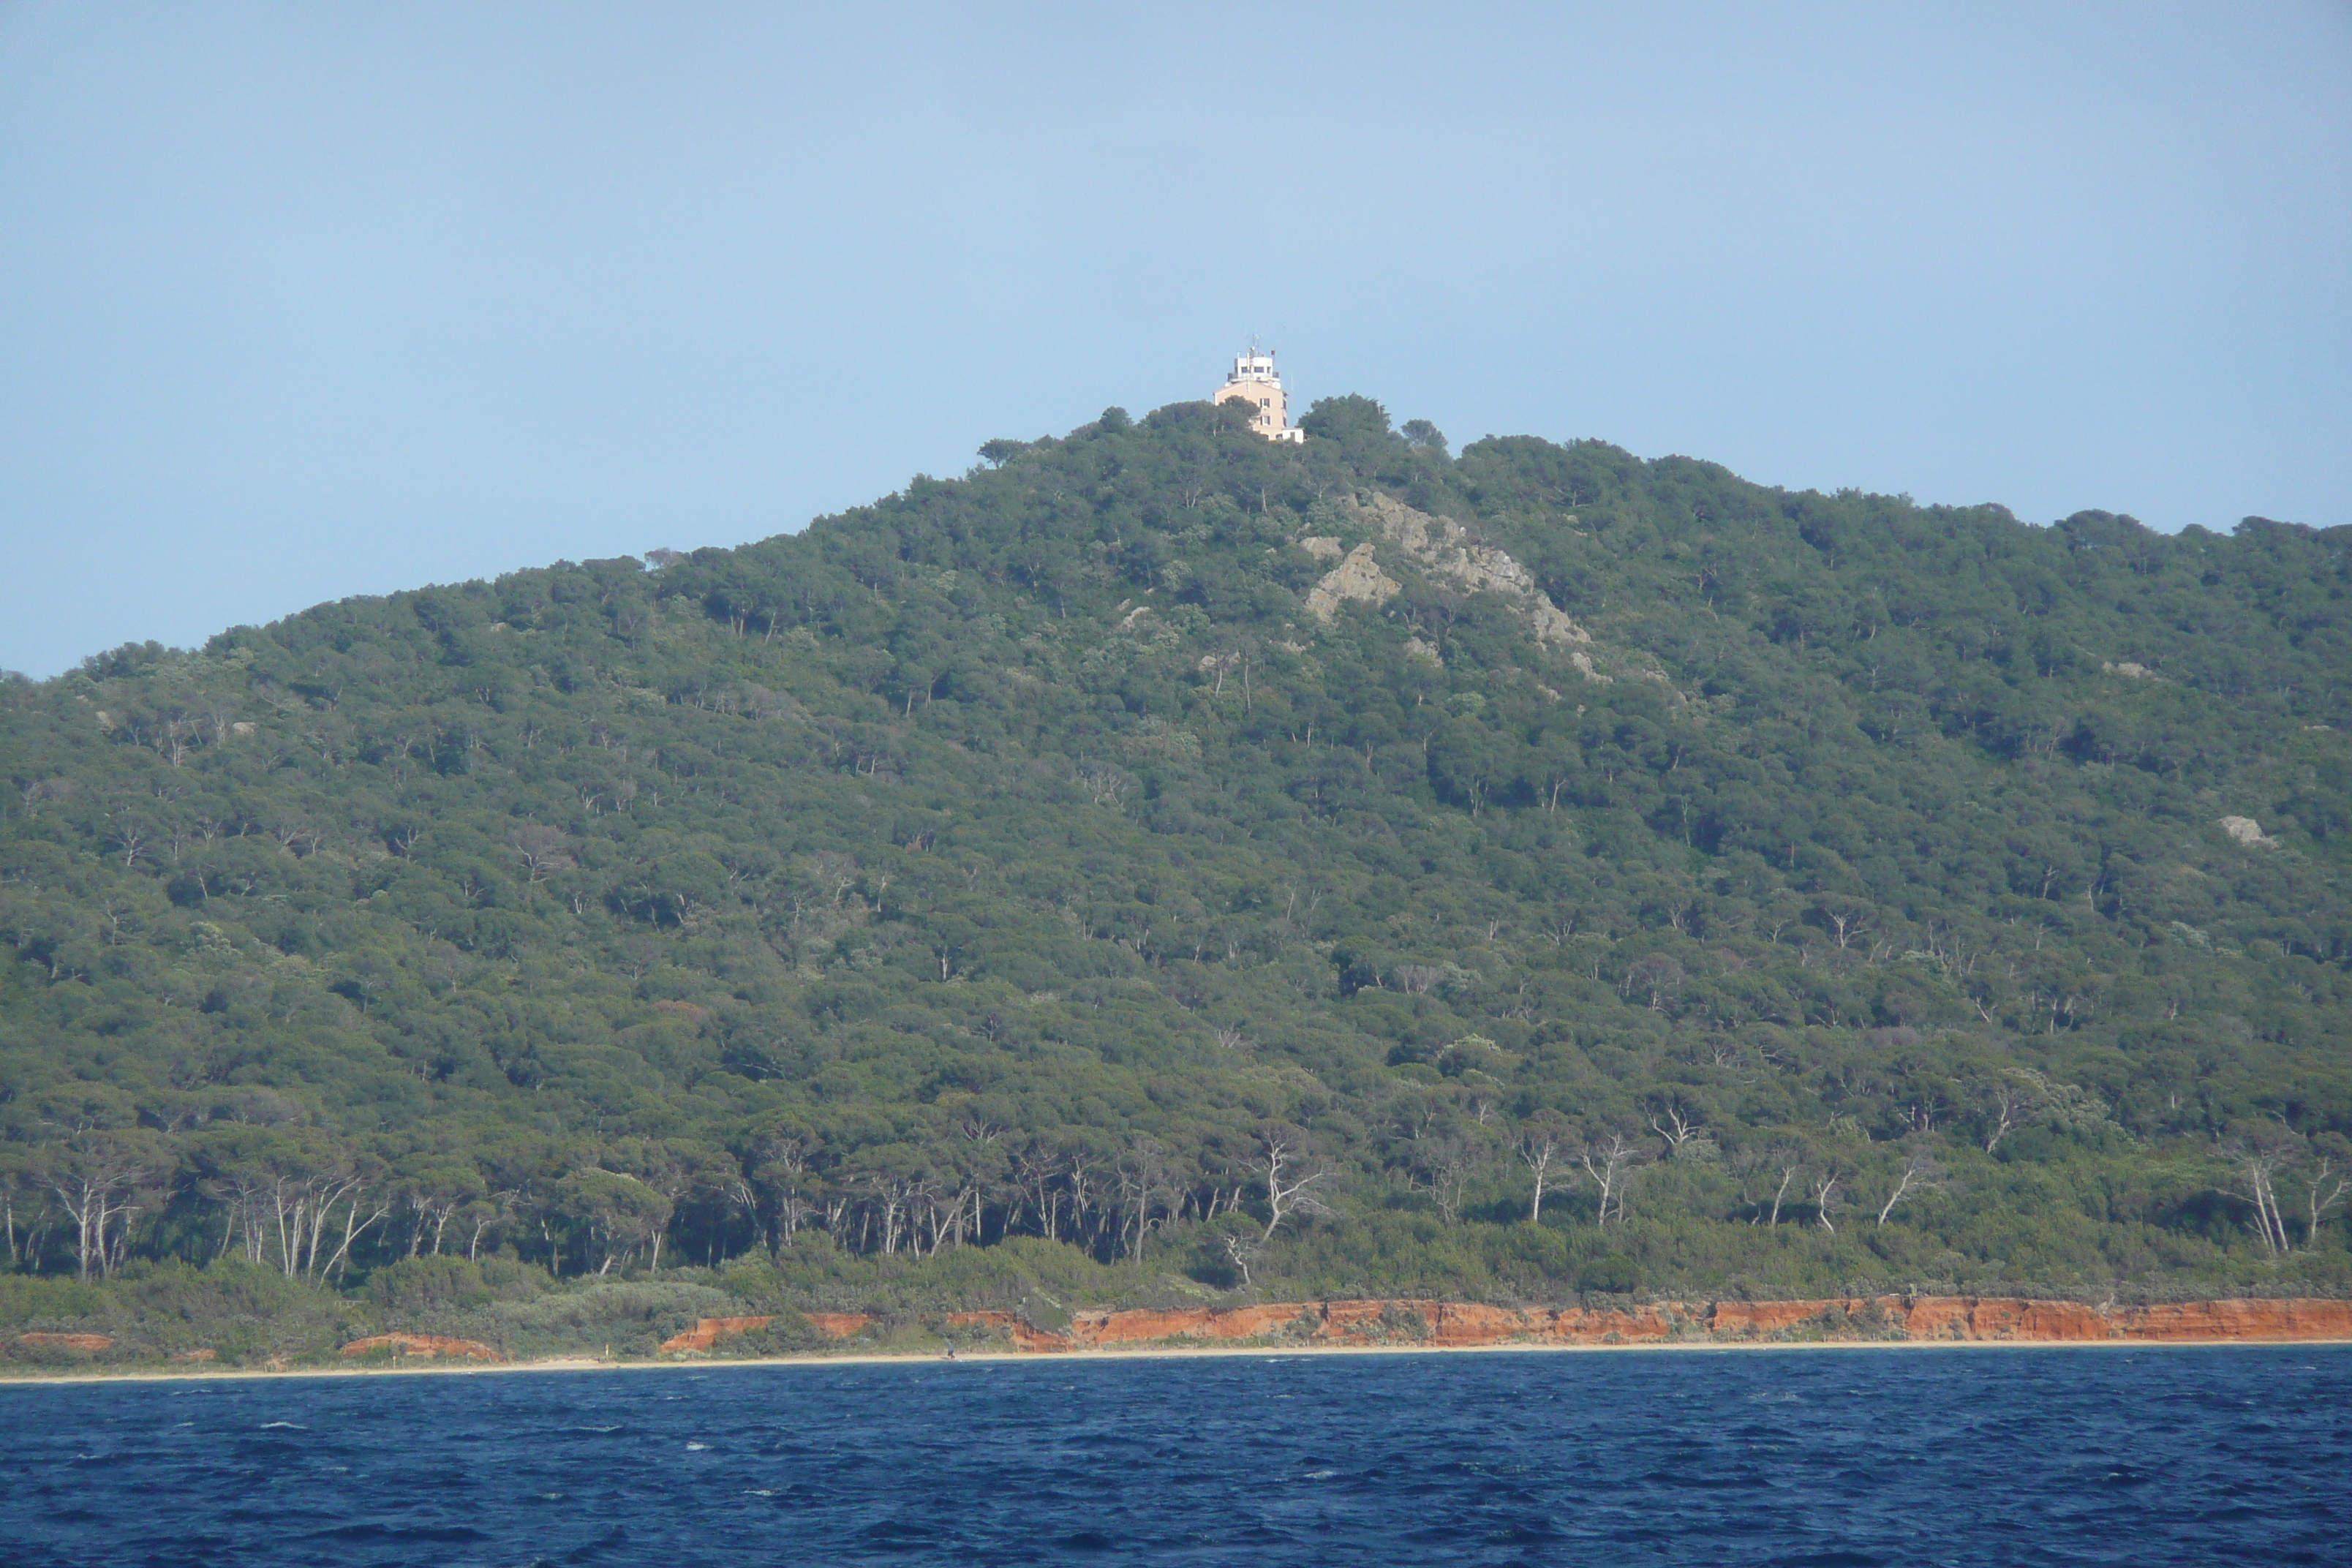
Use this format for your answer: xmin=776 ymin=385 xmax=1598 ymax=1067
xmin=3 ymin=3 xmax=2347 ymax=679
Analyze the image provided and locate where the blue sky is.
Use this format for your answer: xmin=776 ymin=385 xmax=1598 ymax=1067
xmin=3 ymin=3 xmax=2347 ymax=678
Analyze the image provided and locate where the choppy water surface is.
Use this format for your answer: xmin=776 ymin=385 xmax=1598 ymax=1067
xmin=5 ymin=1344 xmax=2348 ymax=1565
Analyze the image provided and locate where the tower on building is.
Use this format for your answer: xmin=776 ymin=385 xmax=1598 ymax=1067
xmin=1213 ymin=342 xmax=1305 ymax=443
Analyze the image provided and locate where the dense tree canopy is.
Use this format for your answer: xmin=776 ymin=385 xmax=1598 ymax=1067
xmin=4 ymin=393 xmax=2348 ymax=1360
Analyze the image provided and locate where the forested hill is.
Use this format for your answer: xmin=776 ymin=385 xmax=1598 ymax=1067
xmin=4 ymin=393 xmax=2350 ymax=1323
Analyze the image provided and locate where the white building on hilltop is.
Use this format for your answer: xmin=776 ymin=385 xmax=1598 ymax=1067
xmin=1213 ymin=344 xmax=1305 ymax=442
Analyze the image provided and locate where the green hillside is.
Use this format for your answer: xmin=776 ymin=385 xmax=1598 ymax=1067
xmin=4 ymin=393 xmax=2348 ymax=1360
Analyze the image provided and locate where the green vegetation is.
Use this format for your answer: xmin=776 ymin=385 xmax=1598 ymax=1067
xmin=4 ymin=393 xmax=2349 ymax=1365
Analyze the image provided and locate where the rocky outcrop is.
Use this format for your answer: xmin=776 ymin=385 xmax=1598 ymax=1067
xmin=644 ymin=1295 xmax=2352 ymax=1360
xmin=1303 ymin=544 xmax=1401 ymax=622
xmin=339 ymin=1333 xmax=502 ymax=1361
xmin=1339 ymin=492 xmax=1590 ymax=649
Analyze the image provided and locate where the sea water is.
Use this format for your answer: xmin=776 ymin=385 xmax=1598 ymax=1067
xmin=4 ymin=1344 xmax=2346 ymax=1565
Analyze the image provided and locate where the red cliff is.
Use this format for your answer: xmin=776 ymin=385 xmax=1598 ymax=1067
xmin=2114 ymin=1298 xmax=2352 ymax=1341
xmin=659 ymin=1315 xmax=776 ymax=1353
xmin=660 ymin=1311 xmax=877 ymax=1353
xmin=646 ymin=1295 xmax=2352 ymax=1360
xmin=340 ymin=1333 xmax=502 ymax=1361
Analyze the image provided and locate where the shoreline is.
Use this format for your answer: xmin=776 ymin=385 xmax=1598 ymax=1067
xmin=12 ymin=1290 xmax=2352 ymax=1389
xmin=7 ymin=1330 xmax=2352 ymax=1389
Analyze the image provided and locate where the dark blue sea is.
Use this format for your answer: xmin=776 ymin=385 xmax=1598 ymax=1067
xmin=5 ymin=1345 xmax=2348 ymax=1565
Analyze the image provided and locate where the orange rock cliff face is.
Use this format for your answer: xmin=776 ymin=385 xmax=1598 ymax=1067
xmin=658 ymin=1316 xmax=777 ymax=1353
xmin=653 ymin=1311 xmax=877 ymax=1352
xmin=339 ymin=1333 xmax=502 ymax=1361
xmin=654 ymin=1296 xmax=2352 ymax=1357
